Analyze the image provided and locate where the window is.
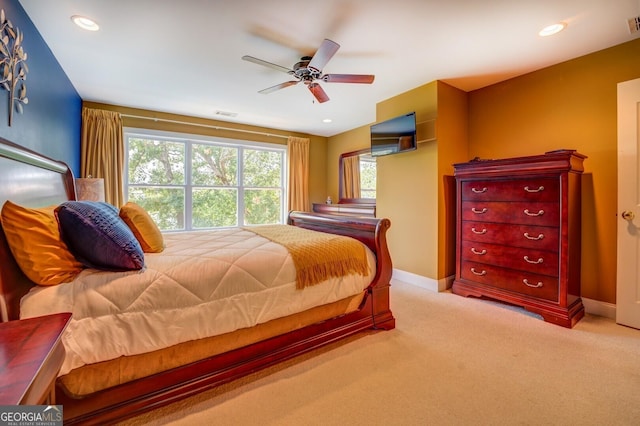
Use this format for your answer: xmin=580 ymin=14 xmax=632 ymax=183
xmin=360 ymin=154 xmax=376 ymax=199
xmin=124 ymin=130 xmax=287 ymax=231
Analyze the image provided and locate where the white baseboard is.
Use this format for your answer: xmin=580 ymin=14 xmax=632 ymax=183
xmin=582 ymin=297 xmax=616 ymax=320
xmin=391 ymin=269 xmax=453 ymax=292
xmin=392 ymin=269 xmax=617 ymax=320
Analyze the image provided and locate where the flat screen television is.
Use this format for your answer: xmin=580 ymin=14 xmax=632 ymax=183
xmin=370 ymin=112 xmax=417 ymax=157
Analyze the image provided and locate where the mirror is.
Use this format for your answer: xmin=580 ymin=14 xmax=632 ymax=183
xmin=338 ymin=148 xmax=376 ymax=204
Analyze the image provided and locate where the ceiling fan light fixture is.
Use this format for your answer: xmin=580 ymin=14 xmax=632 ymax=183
xmin=539 ymin=22 xmax=567 ymax=37
xmin=71 ymin=15 xmax=99 ymax=31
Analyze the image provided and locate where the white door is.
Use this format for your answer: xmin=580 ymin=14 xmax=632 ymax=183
xmin=617 ymin=78 xmax=640 ymax=329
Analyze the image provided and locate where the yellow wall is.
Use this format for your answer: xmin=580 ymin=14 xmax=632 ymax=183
xmin=435 ymin=82 xmax=469 ymax=279
xmin=468 ymin=38 xmax=640 ymax=304
xmin=84 ymin=102 xmax=328 ymax=211
xmin=376 ymin=82 xmax=439 ymax=278
xmin=327 ymin=82 xmax=468 ymax=282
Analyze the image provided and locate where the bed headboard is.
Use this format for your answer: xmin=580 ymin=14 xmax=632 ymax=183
xmin=0 ymin=137 xmax=76 ymax=322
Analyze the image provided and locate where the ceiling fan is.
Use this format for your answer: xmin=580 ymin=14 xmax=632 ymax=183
xmin=242 ymin=39 xmax=374 ymax=103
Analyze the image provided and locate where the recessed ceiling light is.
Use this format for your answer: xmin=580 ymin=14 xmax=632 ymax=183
xmin=71 ymin=15 xmax=99 ymax=31
xmin=539 ymin=22 xmax=567 ymax=37
xmin=322 ymin=118 xmax=332 ymax=123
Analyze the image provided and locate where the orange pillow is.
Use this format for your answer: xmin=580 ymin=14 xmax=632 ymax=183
xmin=119 ymin=202 xmax=164 ymax=253
xmin=1 ymin=200 xmax=84 ymax=285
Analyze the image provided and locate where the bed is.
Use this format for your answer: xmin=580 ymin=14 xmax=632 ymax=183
xmin=0 ymin=137 xmax=394 ymax=425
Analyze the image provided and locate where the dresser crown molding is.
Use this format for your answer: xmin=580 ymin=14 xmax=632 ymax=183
xmin=454 ymin=149 xmax=587 ymax=178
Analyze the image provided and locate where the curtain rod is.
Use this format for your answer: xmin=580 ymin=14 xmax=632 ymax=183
xmin=120 ymin=113 xmax=290 ymax=140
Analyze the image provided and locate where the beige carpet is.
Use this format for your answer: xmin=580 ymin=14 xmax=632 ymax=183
xmin=119 ymin=280 xmax=640 ymax=426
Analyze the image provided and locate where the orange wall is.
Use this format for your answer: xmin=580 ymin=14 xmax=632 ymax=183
xmin=468 ymin=38 xmax=640 ymax=303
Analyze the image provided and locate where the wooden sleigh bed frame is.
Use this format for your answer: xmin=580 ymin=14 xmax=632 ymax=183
xmin=0 ymin=137 xmax=395 ymax=425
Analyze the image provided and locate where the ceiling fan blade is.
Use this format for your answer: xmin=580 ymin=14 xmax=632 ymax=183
xmin=322 ymin=74 xmax=375 ymax=84
xmin=258 ymin=80 xmax=300 ymax=94
xmin=242 ymin=55 xmax=293 ymax=74
xmin=308 ymin=82 xmax=330 ymax=103
xmin=307 ymin=39 xmax=340 ymax=72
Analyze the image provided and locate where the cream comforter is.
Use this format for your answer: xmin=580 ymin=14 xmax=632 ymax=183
xmin=20 ymin=227 xmax=376 ymax=375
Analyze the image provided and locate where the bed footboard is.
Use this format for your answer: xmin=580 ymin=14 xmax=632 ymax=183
xmin=287 ymin=211 xmax=394 ymax=329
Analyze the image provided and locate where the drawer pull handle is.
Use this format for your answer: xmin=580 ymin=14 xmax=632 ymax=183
xmin=524 ymin=256 xmax=543 ymax=264
xmin=471 ymin=227 xmax=487 ymax=235
xmin=472 ymin=207 xmax=488 ymax=214
xmin=471 ymin=268 xmax=487 ymax=276
xmin=471 ymin=248 xmax=487 ymax=255
xmin=523 ymin=279 xmax=543 ymax=288
xmin=524 ymin=209 xmax=544 ymax=216
xmin=524 ymin=232 xmax=544 ymax=240
xmin=524 ymin=185 xmax=545 ymax=193
xmin=471 ymin=187 xmax=488 ymax=194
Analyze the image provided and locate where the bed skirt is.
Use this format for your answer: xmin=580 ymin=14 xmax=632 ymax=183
xmin=58 ymin=291 xmax=366 ymax=398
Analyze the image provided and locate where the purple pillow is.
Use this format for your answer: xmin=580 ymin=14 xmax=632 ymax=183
xmin=55 ymin=201 xmax=145 ymax=271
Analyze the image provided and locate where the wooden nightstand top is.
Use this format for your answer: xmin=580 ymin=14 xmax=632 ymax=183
xmin=0 ymin=312 xmax=71 ymax=404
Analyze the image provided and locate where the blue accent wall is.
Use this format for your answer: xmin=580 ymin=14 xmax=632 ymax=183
xmin=0 ymin=0 xmax=81 ymax=175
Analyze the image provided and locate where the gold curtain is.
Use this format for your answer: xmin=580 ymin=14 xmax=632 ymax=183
xmin=80 ymin=107 xmax=125 ymax=207
xmin=287 ymin=136 xmax=310 ymax=212
xmin=342 ymin=155 xmax=361 ymax=199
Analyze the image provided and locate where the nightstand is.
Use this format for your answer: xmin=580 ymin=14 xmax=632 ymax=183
xmin=0 ymin=312 xmax=71 ymax=404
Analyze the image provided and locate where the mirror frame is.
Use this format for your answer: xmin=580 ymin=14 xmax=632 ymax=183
xmin=338 ymin=148 xmax=376 ymax=205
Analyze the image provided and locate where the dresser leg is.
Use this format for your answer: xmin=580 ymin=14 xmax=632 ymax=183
xmin=525 ymin=300 xmax=585 ymax=328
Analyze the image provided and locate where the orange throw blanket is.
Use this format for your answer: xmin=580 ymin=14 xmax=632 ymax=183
xmin=248 ymin=225 xmax=369 ymax=289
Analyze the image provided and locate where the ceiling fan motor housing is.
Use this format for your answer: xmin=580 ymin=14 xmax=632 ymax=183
xmin=293 ymin=57 xmax=321 ymax=83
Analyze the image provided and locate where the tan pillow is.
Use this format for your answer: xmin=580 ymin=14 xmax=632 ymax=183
xmin=1 ymin=200 xmax=84 ymax=285
xmin=119 ymin=202 xmax=164 ymax=253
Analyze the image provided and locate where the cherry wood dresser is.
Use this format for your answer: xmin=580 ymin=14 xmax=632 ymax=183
xmin=452 ymin=150 xmax=586 ymax=328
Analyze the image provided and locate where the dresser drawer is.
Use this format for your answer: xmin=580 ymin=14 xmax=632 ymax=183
xmin=461 ymin=177 xmax=559 ymax=202
xmin=461 ymin=201 xmax=559 ymax=226
xmin=460 ymin=240 xmax=559 ymax=276
xmin=460 ymin=261 xmax=559 ymax=302
xmin=461 ymin=221 xmax=559 ymax=250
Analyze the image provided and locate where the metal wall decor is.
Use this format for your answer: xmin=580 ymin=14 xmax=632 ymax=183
xmin=0 ymin=9 xmax=28 ymax=126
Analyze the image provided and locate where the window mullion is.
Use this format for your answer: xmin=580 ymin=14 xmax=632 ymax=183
xmin=185 ymin=140 xmax=193 ymax=231
xmin=237 ymin=146 xmax=244 ymax=226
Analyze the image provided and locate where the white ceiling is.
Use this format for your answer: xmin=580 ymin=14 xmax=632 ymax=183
xmin=18 ymin=0 xmax=640 ymax=137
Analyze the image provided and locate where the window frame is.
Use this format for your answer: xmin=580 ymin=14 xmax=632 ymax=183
xmin=124 ymin=128 xmax=288 ymax=231
xmin=359 ymin=154 xmax=377 ymax=199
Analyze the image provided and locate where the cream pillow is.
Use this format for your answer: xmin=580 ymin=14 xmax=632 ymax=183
xmin=119 ymin=202 xmax=164 ymax=253
xmin=1 ymin=200 xmax=83 ymax=285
